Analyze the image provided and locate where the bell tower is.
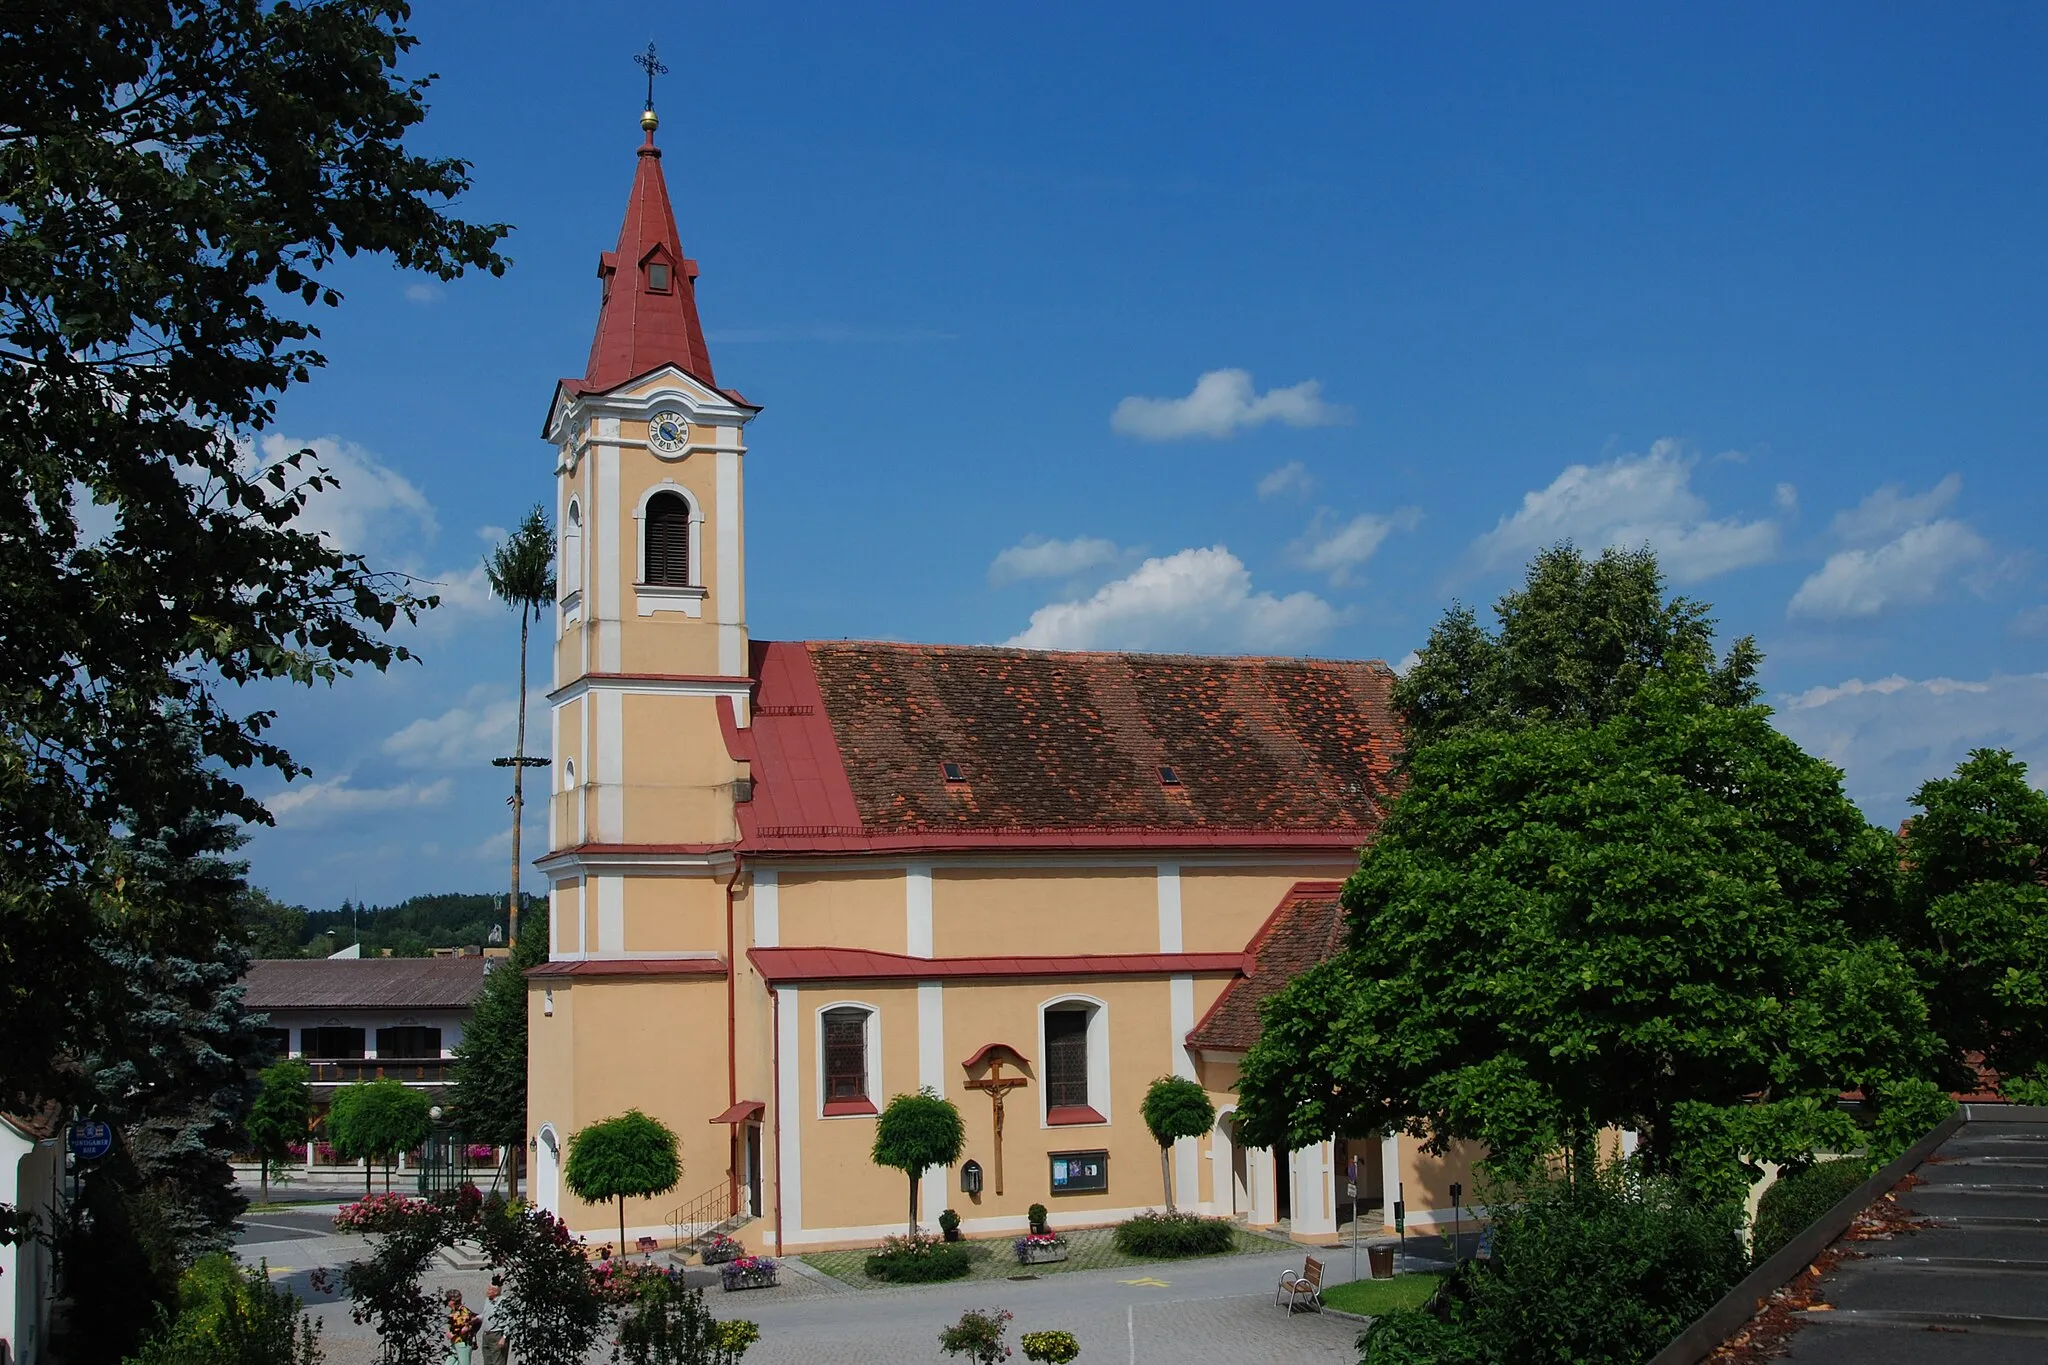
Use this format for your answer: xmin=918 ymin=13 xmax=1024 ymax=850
xmin=540 ymin=88 xmax=760 ymax=879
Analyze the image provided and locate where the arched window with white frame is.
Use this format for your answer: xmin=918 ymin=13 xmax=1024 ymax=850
xmin=816 ymin=1002 xmax=880 ymax=1117
xmin=561 ymin=498 xmax=583 ymax=597
xmin=643 ymin=490 xmax=691 ymax=586
xmin=1039 ymin=995 xmax=1110 ymax=1126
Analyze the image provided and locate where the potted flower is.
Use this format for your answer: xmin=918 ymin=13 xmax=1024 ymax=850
xmin=699 ymin=1232 xmax=744 ymax=1265
xmin=1020 ymin=1329 xmax=1081 ymax=1363
xmin=720 ymin=1254 xmax=779 ymax=1291
xmin=1027 ymin=1203 xmax=1049 ymax=1236
xmin=938 ymin=1208 xmax=962 ymax=1243
xmin=1014 ymin=1231 xmax=1068 ymax=1266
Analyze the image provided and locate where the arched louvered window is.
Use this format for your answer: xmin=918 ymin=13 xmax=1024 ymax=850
xmin=643 ymin=491 xmax=691 ymax=586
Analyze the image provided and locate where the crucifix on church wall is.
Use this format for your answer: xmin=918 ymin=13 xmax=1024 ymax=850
xmin=962 ymin=1043 xmax=1032 ymax=1197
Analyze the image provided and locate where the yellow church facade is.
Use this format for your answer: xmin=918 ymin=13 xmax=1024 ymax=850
xmin=523 ymin=109 xmax=1479 ymax=1255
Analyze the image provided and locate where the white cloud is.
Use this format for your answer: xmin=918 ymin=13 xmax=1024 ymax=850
xmin=1773 ymin=671 xmax=2048 ymax=820
xmin=1110 ymin=369 xmax=1350 ymax=441
xmin=1830 ymin=473 xmax=1961 ymax=546
xmin=254 ymin=433 xmax=437 ymax=558
xmin=477 ymin=524 xmax=509 ymax=544
xmin=1471 ymin=440 xmax=1779 ymax=582
xmin=2011 ymin=605 xmax=2048 ymax=637
xmin=987 ymin=536 xmax=1122 ymax=586
xmin=404 ymin=282 xmax=443 ymax=305
xmin=1794 ymin=507 xmax=1982 ymax=626
xmin=1004 ymin=546 xmax=1342 ymax=653
xmin=1289 ymin=508 xmax=1420 ymax=586
xmin=1775 ymin=482 xmax=1799 ymax=512
xmin=265 ymin=775 xmax=454 ymax=828
xmin=1394 ymin=650 xmax=1420 ymax=676
xmin=380 ymin=685 xmax=546 ymax=769
xmin=1258 ymin=461 xmax=1316 ymax=500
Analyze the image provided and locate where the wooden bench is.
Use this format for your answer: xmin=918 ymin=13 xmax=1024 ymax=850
xmin=1276 ymin=1255 xmax=1324 ymax=1313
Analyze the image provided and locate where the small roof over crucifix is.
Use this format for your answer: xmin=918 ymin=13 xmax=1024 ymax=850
xmin=961 ymin=1042 xmax=1030 ymax=1075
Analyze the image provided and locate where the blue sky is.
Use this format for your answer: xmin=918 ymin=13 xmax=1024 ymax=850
xmin=245 ymin=2 xmax=2048 ymax=909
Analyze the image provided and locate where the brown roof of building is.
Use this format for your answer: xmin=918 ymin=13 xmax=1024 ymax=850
xmin=719 ymin=641 xmax=1402 ymax=855
xmin=241 ymin=957 xmax=489 ymax=1011
xmin=1185 ymin=881 xmax=1349 ymax=1052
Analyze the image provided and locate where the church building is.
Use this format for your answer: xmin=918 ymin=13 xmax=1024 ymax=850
xmin=524 ymin=104 xmax=1478 ymax=1254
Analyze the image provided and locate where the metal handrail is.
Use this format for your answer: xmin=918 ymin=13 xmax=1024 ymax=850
xmin=665 ymin=1176 xmax=736 ymax=1248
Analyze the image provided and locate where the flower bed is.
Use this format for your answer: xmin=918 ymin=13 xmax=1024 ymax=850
xmin=333 ymin=1192 xmax=431 ymax=1233
xmin=1014 ymin=1233 xmax=1069 ymax=1265
xmin=720 ymin=1255 xmax=779 ymax=1291
xmin=865 ymin=1232 xmax=971 ymax=1283
xmin=1111 ymin=1211 xmax=1235 ymax=1258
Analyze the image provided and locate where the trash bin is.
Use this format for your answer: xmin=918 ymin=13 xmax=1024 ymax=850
xmin=1368 ymin=1244 xmax=1396 ymax=1279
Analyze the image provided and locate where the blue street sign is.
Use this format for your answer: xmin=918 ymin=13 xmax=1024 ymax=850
xmin=69 ymin=1120 xmax=113 ymax=1161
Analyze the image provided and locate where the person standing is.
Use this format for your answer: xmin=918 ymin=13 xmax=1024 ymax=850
xmin=479 ymin=1275 xmax=509 ymax=1365
xmin=445 ymin=1288 xmax=479 ymax=1365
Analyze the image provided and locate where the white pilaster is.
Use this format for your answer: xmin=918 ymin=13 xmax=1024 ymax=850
xmin=1381 ymin=1134 xmax=1401 ymax=1234
xmin=595 ymin=428 xmax=621 ymax=673
xmin=715 ymin=444 xmax=743 ymax=676
xmin=1290 ymin=1141 xmax=1338 ymax=1237
xmin=753 ymin=870 xmax=779 ymax=947
xmin=906 ymin=865 xmax=933 ymax=957
xmin=1249 ymin=1144 xmax=1278 ymax=1226
xmin=1155 ymin=863 xmax=1182 ymax=952
xmin=596 ymin=876 xmax=624 ymax=953
xmin=775 ymin=988 xmax=801 ymax=1240
xmin=1169 ymin=973 xmax=1199 ymax=1208
xmin=918 ymin=980 xmax=947 ymax=1224
xmin=595 ymin=689 xmax=623 ymax=842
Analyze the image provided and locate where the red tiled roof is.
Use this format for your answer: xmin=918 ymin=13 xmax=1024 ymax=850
xmin=748 ymin=947 xmax=1248 ymax=985
xmin=727 ymin=640 xmax=1400 ymax=855
xmin=240 ymin=957 xmax=489 ymax=1011
xmin=525 ymin=957 xmax=728 ymax=980
xmin=1184 ymin=881 xmax=1348 ymax=1052
xmin=571 ymin=126 xmax=716 ymax=396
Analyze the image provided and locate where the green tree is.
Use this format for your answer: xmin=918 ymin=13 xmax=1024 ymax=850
xmin=0 ymin=0 xmax=505 ymax=1129
xmin=238 ymin=889 xmax=310 ymax=959
xmin=328 ymin=1080 xmax=433 ymax=1195
xmin=1900 ymin=749 xmax=2048 ymax=1094
xmin=450 ymin=900 xmax=550 ymax=1199
xmin=1395 ymin=543 xmax=1760 ymax=747
xmin=246 ymin=1060 xmax=313 ymax=1204
xmin=1139 ymin=1076 xmax=1214 ymax=1213
xmin=563 ymin=1110 xmax=682 ymax=1253
xmin=871 ymin=1089 xmax=965 ymax=1236
xmin=484 ymin=506 xmax=556 ymax=950
xmin=1238 ymin=550 xmax=1938 ymax=1192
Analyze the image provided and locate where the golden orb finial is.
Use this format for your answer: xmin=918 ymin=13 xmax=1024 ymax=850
xmin=641 ymin=108 xmax=659 ymax=132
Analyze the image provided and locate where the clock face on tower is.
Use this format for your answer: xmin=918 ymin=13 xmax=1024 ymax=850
xmin=649 ymin=411 xmax=689 ymax=454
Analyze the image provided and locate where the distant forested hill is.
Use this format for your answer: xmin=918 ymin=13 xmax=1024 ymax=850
xmin=239 ymin=889 xmax=543 ymax=958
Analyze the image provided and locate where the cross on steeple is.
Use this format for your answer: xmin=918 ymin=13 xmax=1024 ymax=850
xmin=634 ymin=40 xmax=668 ymax=114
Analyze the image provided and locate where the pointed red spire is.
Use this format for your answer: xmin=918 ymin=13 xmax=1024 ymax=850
xmin=579 ymin=115 xmax=716 ymax=393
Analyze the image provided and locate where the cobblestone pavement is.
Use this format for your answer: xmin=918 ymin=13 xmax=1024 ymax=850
xmin=239 ymin=1206 xmax=1368 ymax=1364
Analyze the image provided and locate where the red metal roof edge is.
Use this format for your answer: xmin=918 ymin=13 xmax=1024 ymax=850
xmin=801 ymin=638 xmax=1398 ymax=672
xmin=1184 ymin=880 xmax=1348 ymax=1047
xmin=738 ymin=829 xmax=1371 ymax=856
xmin=747 ymin=946 xmax=1245 ymax=985
xmin=960 ymin=1041 xmax=1031 ymax=1071
xmin=710 ymin=1099 xmax=766 ymax=1125
xmin=525 ymin=957 xmax=729 ymax=979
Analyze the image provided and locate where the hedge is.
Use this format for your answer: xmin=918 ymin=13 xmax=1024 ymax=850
xmin=864 ymin=1240 xmax=972 ymax=1283
xmin=1751 ymin=1158 xmax=1870 ymax=1264
xmin=1111 ymin=1211 xmax=1235 ymax=1258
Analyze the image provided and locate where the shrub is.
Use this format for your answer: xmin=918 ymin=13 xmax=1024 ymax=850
xmin=127 ymin=1253 xmax=322 ymax=1365
xmin=1026 ymin=1203 xmax=1048 ymax=1234
xmin=865 ymin=1231 xmax=972 ymax=1283
xmin=1111 ymin=1211 xmax=1234 ymax=1259
xmin=477 ymin=1201 xmax=609 ymax=1365
xmin=938 ymin=1308 xmax=1012 ymax=1365
xmin=1019 ymin=1328 xmax=1080 ymax=1363
xmin=1360 ymin=1164 xmax=1745 ymax=1365
xmin=1867 ymin=1077 xmax=1958 ymax=1167
xmin=1751 ymin=1158 xmax=1871 ymax=1264
xmin=939 ymin=1208 xmax=962 ymax=1242
xmin=611 ymin=1263 xmax=760 ymax=1365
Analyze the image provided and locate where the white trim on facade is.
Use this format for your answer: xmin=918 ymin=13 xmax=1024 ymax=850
xmin=918 ymin=979 xmax=947 ymax=1221
xmin=753 ymin=870 xmax=780 ymax=947
xmin=905 ymin=865 xmax=934 ymax=957
xmin=549 ymin=673 xmax=755 ymax=705
xmin=595 ymin=431 xmax=621 ymax=673
xmin=775 ymin=988 xmax=802 ymax=1240
xmin=715 ymin=445 xmax=743 ymax=678
xmin=596 ymin=876 xmax=625 ymax=953
xmin=1169 ymin=972 xmax=1200 ymax=1209
xmin=1155 ymin=864 xmax=1182 ymax=952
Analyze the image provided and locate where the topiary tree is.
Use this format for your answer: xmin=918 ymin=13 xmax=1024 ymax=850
xmin=871 ymin=1088 xmax=965 ymax=1236
xmin=563 ymin=1109 xmax=681 ymax=1253
xmin=1140 ymin=1076 xmax=1215 ymax=1213
xmin=245 ymin=1059 xmax=313 ymax=1204
xmin=327 ymin=1079 xmax=433 ymax=1194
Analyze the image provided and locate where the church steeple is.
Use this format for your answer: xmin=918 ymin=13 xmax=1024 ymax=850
xmin=579 ymin=109 xmax=716 ymax=393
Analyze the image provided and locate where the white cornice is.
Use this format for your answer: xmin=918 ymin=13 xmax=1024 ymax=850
xmin=548 ymin=673 xmax=753 ymax=705
xmin=537 ymin=848 xmax=737 ymax=877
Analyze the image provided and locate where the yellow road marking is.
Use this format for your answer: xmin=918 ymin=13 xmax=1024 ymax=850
xmin=1119 ymin=1276 xmax=1170 ymax=1287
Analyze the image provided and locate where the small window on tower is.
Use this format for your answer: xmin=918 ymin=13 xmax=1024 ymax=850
xmin=647 ymin=261 xmax=672 ymax=292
